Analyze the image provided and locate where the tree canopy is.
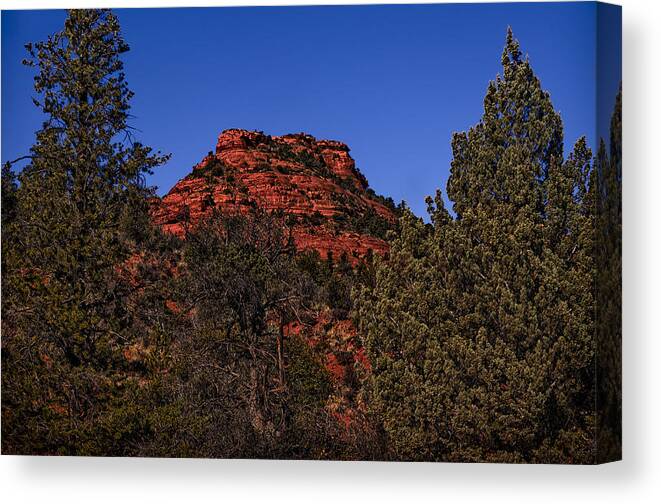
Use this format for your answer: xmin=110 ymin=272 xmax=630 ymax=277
xmin=356 ymin=28 xmax=620 ymax=463
xmin=2 ymin=16 xmax=621 ymax=463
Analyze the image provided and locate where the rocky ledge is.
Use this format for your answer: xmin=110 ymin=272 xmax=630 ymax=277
xmin=151 ymin=129 xmax=398 ymax=264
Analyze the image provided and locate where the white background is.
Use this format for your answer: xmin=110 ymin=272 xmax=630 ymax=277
xmin=1 ymin=0 xmax=658 ymax=502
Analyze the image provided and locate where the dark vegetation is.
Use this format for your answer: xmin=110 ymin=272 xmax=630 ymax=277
xmin=349 ymin=206 xmax=396 ymax=240
xmin=355 ymin=31 xmax=622 ymax=463
xmin=1 ymin=11 xmax=620 ymax=462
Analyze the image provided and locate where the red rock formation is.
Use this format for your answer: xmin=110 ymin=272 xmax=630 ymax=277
xmin=151 ymin=129 xmax=397 ymax=264
xmin=149 ymin=129 xmax=395 ymax=423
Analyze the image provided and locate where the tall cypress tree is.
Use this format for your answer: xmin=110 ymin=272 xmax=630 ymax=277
xmin=1 ymin=9 xmax=168 ymax=454
xmin=356 ymin=29 xmax=597 ymax=462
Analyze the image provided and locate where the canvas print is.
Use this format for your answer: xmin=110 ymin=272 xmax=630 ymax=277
xmin=1 ymin=2 xmax=621 ymax=463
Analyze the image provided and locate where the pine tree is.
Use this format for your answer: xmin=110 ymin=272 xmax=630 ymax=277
xmin=1 ymin=9 xmax=168 ymax=455
xmin=356 ymin=29 xmax=597 ymax=462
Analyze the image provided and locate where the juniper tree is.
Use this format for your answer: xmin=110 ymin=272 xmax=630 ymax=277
xmin=1 ymin=9 xmax=168 ymax=454
xmin=356 ymin=29 xmax=598 ymax=462
xmin=595 ymin=87 xmax=622 ymax=462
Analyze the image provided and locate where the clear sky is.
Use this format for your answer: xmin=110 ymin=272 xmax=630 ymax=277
xmin=2 ymin=3 xmax=621 ymax=218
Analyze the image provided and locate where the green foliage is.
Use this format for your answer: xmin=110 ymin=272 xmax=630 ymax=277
xmin=365 ymin=188 xmax=400 ymax=214
xmin=287 ymin=335 xmax=333 ymax=409
xmin=1 ymin=9 xmax=169 ymax=455
xmin=595 ymin=86 xmax=622 ymax=463
xmin=1 ymin=8 xmax=379 ymax=460
xmin=296 ymin=248 xmax=375 ymax=319
xmin=150 ymin=211 xmax=373 ymax=459
xmin=355 ymin=29 xmax=616 ymax=463
xmin=205 ymin=157 xmax=226 ymax=178
xmin=2 ymin=16 xmax=620 ymax=463
xmin=349 ymin=206 xmax=395 ymax=239
xmin=1 ymin=164 xmax=18 ymax=227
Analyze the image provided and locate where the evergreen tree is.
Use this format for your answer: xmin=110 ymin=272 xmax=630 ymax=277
xmin=1 ymin=164 xmax=18 ymax=228
xmin=156 ymin=211 xmax=352 ymax=458
xmin=356 ymin=29 xmax=597 ymax=462
xmin=1 ymin=9 xmax=168 ymax=454
xmin=595 ymin=87 xmax=622 ymax=462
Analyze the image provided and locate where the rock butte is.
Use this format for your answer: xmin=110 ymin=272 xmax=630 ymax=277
xmin=149 ymin=129 xmax=397 ymax=395
xmin=151 ymin=128 xmax=397 ymax=264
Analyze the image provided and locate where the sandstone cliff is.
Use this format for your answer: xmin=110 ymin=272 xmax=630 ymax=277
xmin=151 ymin=129 xmax=397 ymax=263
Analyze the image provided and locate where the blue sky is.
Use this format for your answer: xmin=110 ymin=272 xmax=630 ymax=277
xmin=2 ymin=3 xmax=621 ymax=218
